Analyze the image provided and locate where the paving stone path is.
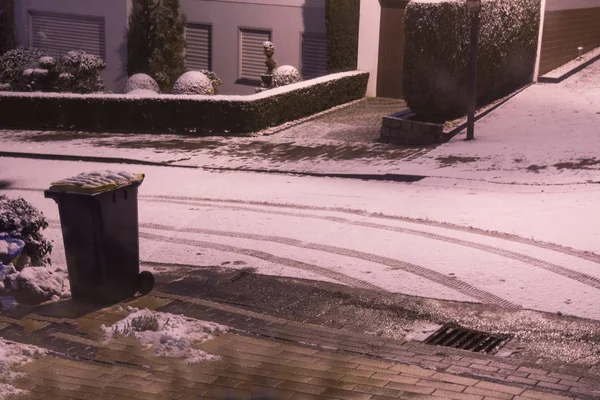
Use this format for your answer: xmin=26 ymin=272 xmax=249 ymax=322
xmin=1 ymin=292 xmax=599 ymax=400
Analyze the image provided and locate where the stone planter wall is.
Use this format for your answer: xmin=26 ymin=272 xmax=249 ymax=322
xmin=380 ymin=110 xmax=445 ymax=145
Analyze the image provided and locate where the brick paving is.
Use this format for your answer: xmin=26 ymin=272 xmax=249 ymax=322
xmin=1 ymin=292 xmax=599 ymax=400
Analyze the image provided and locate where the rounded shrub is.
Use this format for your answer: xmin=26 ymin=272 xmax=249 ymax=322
xmin=272 ymin=65 xmax=302 ymax=88
xmin=0 ymin=47 xmax=44 ymax=85
xmin=403 ymin=0 xmax=541 ymax=121
xmin=125 ymin=73 xmax=160 ymax=93
xmin=171 ymin=71 xmax=214 ymax=95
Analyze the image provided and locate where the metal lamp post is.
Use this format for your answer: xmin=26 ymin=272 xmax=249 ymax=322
xmin=466 ymin=0 xmax=481 ymax=141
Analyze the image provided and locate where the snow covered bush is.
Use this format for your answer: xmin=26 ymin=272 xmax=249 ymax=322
xmin=171 ymin=71 xmax=214 ymax=95
xmin=0 ymin=47 xmax=44 ymax=85
xmin=403 ymin=0 xmax=541 ymax=121
xmin=272 ymin=65 xmax=302 ymax=88
xmin=125 ymin=73 xmax=160 ymax=93
xmin=0 ymin=195 xmax=52 ymax=267
xmin=57 ymin=50 xmax=106 ymax=93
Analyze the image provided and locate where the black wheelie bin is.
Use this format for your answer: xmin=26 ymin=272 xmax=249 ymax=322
xmin=45 ymin=171 xmax=154 ymax=304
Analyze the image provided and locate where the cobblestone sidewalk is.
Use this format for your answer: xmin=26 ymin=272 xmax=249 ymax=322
xmin=1 ymin=292 xmax=599 ymax=400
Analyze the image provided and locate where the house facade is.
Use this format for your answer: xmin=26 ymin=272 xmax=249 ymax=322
xmin=11 ymin=0 xmax=600 ymax=97
xmin=13 ymin=0 xmax=327 ymax=94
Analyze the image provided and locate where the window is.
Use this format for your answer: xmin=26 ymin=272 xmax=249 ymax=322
xmin=301 ymin=33 xmax=327 ymax=80
xmin=239 ymin=28 xmax=271 ymax=82
xmin=29 ymin=11 xmax=105 ymax=59
xmin=186 ymin=23 xmax=212 ymax=71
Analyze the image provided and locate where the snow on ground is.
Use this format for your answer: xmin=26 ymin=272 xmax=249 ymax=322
xmin=101 ymin=308 xmax=227 ymax=364
xmin=0 ymin=338 xmax=47 ymax=400
xmin=3 ymin=61 xmax=600 ymax=184
xmin=3 ymin=158 xmax=600 ymax=319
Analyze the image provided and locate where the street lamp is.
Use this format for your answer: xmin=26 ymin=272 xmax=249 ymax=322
xmin=466 ymin=0 xmax=481 ymax=141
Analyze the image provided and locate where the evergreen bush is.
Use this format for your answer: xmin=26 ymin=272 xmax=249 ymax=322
xmin=0 ymin=0 xmax=16 ymax=55
xmin=403 ymin=0 xmax=540 ymax=121
xmin=325 ymin=0 xmax=360 ymax=73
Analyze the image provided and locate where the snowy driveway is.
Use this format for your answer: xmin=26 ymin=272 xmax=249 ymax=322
xmin=2 ymin=158 xmax=600 ymax=320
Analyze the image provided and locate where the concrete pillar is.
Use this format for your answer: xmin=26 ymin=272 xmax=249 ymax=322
xmin=357 ymin=0 xmax=382 ymax=97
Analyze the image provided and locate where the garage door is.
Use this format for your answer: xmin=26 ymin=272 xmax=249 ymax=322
xmin=29 ymin=11 xmax=106 ymax=59
xmin=302 ymin=33 xmax=327 ymax=80
xmin=186 ymin=23 xmax=212 ymax=71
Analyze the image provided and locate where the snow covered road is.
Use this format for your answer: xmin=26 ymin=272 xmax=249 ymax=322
xmin=2 ymin=157 xmax=600 ymax=319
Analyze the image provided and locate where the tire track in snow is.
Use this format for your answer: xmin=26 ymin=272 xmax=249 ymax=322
xmin=11 ymin=188 xmax=600 ymax=264
xmin=46 ymin=220 xmax=382 ymax=291
xmin=143 ymin=198 xmax=600 ymax=291
xmin=140 ymin=223 xmax=520 ymax=310
xmin=141 ymin=194 xmax=600 ymax=265
xmin=138 ymin=231 xmax=384 ymax=291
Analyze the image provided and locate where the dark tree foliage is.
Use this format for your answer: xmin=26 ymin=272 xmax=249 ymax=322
xmin=0 ymin=0 xmax=16 ymax=55
xmin=325 ymin=0 xmax=360 ymax=73
xmin=126 ymin=0 xmax=156 ymax=76
xmin=150 ymin=0 xmax=186 ymax=91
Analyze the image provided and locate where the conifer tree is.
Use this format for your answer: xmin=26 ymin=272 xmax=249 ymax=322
xmin=126 ymin=0 xmax=156 ymax=76
xmin=0 ymin=0 xmax=16 ymax=55
xmin=149 ymin=0 xmax=186 ymax=92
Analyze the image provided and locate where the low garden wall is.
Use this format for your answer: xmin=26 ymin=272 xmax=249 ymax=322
xmin=0 ymin=71 xmax=368 ymax=134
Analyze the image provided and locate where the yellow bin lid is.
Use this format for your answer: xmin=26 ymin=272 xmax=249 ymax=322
xmin=49 ymin=171 xmax=145 ymax=194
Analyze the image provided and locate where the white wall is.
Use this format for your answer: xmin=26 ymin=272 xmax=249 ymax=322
xmin=182 ymin=0 xmax=326 ymax=94
xmin=14 ymin=0 xmax=130 ymax=91
xmin=546 ymin=0 xmax=600 ymax=11
xmin=357 ymin=0 xmax=381 ymax=97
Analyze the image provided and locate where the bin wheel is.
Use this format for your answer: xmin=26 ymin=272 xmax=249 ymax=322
xmin=137 ymin=271 xmax=155 ymax=295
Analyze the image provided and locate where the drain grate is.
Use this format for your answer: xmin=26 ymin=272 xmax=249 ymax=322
xmin=423 ymin=324 xmax=511 ymax=354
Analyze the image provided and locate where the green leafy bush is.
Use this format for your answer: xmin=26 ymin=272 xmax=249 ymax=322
xmin=0 ymin=195 xmax=52 ymax=267
xmin=0 ymin=71 xmax=368 ymax=134
xmin=0 ymin=47 xmax=44 ymax=85
xmin=325 ymin=0 xmax=360 ymax=73
xmin=403 ymin=0 xmax=540 ymax=121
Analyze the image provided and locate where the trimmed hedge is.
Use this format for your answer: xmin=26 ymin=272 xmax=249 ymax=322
xmin=403 ymin=0 xmax=540 ymax=121
xmin=0 ymin=72 xmax=368 ymax=134
xmin=325 ymin=0 xmax=360 ymax=73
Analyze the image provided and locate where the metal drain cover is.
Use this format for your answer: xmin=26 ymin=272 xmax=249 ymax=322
xmin=424 ymin=324 xmax=511 ymax=354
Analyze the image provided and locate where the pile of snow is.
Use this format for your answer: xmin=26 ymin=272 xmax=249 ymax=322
xmin=171 ymin=71 xmax=214 ymax=95
xmin=38 ymin=56 xmax=56 ymax=70
xmin=0 ymin=338 xmax=47 ymax=400
xmin=9 ymin=266 xmax=69 ymax=305
xmin=124 ymin=74 xmax=159 ymax=94
xmin=101 ymin=308 xmax=227 ymax=364
xmin=272 ymin=65 xmax=301 ymax=88
xmin=126 ymin=89 xmax=160 ymax=97
xmin=50 ymin=170 xmax=144 ymax=193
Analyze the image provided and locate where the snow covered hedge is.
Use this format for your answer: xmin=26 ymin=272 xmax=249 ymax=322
xmin=0 ymin=71 xmax=368 ymax=134
xmin=403 ymin=0 xmax=541 ymax=121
